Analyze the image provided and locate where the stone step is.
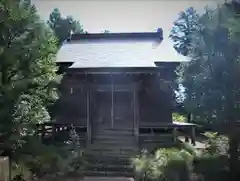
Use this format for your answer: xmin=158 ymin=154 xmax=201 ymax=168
xmin=85 ymin=150 xmax=137 ymax=158
xmin=86 ymin=148 xmax=137 ymax=154
xmin=85 ymin=163 xmax=133 ymax=172
xmin=84 ymin=153 xmax=135 ymax=160
xmin=86 ymin=159 xmax=132 ymax=166
xmin=93 ymin=135 xmax=135 ymax=140
xmin=95 ymin=129 xmax=134 ymax=135
xmin=86 ymin=147 xmax=138 ymax=154
xmin=88 ymin=142 xmax=137 ymax=147
xmin=91 ymin=139 xmax=136 ymax=145
xmin=83 ymin=171 xmax=134 ymax=177
xmin=83 ymin=176 xmax=134 ymax=181
xmin=85 ymin=154 xmax=133 ymax=162
xmin=85 ymin=156 xmax=135 ymax=165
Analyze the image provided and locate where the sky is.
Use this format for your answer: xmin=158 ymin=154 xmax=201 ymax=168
xmin=32 ymin=0 xmax=223 ymax=62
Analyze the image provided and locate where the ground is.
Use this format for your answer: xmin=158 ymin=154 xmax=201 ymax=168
xmin=178 ymin=136 xmax=206 ymax=149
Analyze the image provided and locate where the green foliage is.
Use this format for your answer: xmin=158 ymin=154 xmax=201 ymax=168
xmin=132 ymin=150 xmax=154 ymax=180
xmin=133 ymin=133 xmax=229 ymax=181
xmin=180 ymin=142 xmax=200 ymax=157
xmin=171 ymin=3 xmax=240 ymax=177
xmin=169 ymin=7 xmax=200 ymax=56
xmin=65 ymin=126 xmax=87 ymax=174
xmin=172 ymin=112 xmax=187 ymax=122
xmin=172 ymin=2 xmax=240 ymax=125
xmin=103 ymin=30 xmax=110 ymax=33
xmin=11 ymin=133 xmax=87 ymax=180
xmin=132 ymin=148 xmax=194 ymax=181
xmin=203 ymin=132 xmax=228 ymax=155
xmin=10 ymin=137 xmax=66 ymax=179
xmin=0 ymin=0 xmax=60 ymax=153
xmin=0 ymin=1 xmax=88 ymax=180
xmin=11 ymin=161 xmax=32 ymax=181
xmin=47 ymin=8 xmax=85 ymax=45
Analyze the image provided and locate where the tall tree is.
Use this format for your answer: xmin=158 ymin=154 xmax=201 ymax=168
xmin=171 ymin=3 xmax=240 ymax=181
xmin=103 ymin=30 xmax=110 ymax=33
xmin=0 ymin=0 xmax=60 ymax=155
xmin=47 ymin=8 xmax=84 ymax=46
xmin=169 ymin=7 xmax=200 ymax=56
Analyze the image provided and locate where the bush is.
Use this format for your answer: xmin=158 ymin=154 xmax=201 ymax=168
xmin=11 ymin=139 xmax=68 ymax=180
xmin=132 ymin=133 xmax=229 ymax=181
xmin=172 ymin=113 xmax=187 ymax=123
xmin=202 ymin=132 xmax=228 ymax=155
xmin=11 ymin=127 xmax=87 ymax=181
xmin=194 ymin=154 xmax=228 ymax=181
xmin=132 ymin=148 xmax=193 ymax=181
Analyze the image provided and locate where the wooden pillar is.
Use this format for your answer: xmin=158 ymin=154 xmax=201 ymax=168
xmin=111 ymin=76 xmax=114 ymax=129
xmin=191 ymin=126 xmax=196 ymax=146
xmin=134 ymin=90 xmax=139 ymax=147
xmin=52 ymin=124 xmax=56 ymax=141
xmin=87 ymin=90 xmax=91 ymax=145
xmin=42 ymin=124 xmax=45 ymax=141
xmin=133 ymin=91 xmax=136 ymax=135
xmin=173 ymin=127 xmax=177 ymax=142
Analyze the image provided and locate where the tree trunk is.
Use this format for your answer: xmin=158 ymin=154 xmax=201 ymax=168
xmin=225 ymin=42 xmax=240 ymax=181
xmin=227 ymin=98 xmax=239 ymax=181
xmin=228 ymin=129 xmax=239 ymax=181
xmin=226 ymin=85 xmax=239 ymax=181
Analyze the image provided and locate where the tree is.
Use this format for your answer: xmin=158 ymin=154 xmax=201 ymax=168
xmin=169 ymin=7 xmax=200 ymax=56
xmin=47 ymin=8 xmax=84 ymax=46
xmin=171 ymin=2 xmax=240 ymax=181
xmin=0 ymin=0 xmax=60 ymax=157
xmin=103 ymin=30 xmax=110 ymax=33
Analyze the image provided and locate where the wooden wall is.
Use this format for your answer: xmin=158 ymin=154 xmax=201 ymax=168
xmin=56 ymin=73 xmax=174 ymax=126
xmin=55 ymin=75 xmax=88 ymax=126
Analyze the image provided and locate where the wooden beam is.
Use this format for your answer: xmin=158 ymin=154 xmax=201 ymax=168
xmin=63 ymin=83 xmax=141 ymax=92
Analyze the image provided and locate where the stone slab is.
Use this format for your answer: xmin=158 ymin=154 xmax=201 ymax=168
xmin=83 ymin=177 xmax=134 ymax=181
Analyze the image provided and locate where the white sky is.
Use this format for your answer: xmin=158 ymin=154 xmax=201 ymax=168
xmin=32 ymin=0 xmax=222 ymax=61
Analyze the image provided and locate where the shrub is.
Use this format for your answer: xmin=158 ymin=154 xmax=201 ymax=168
xmin=132 ymin=148 xmax=194 ymax=181
xmin=202 ymin=132 xmax=228 ymax=155
xmin=11 ymin=138 xmax=68 ymax=180
xmin=194 ymin=154 xmax=228 ymax=181
xmin=132 ymin=133 xmax=229 ymax=181
xmin=172 ymin=113 xmax=187 ymax=123
xmin=132 ymin=150 xmax=154 ymax=181
xmin=11 ymin=127 xmax=87 ymax=180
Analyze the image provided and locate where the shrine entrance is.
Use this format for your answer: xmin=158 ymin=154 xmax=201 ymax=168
xmin=114 ymin=91 xmax=134 ymax=129
xmin=95 ymin=92 xmax=112 ymax=130
xmin=93 ymin=86 xmax=136 ymax=131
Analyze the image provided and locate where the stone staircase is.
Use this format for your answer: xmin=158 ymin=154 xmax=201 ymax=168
xmin=83 ymin=128 xmax=138 ymax=177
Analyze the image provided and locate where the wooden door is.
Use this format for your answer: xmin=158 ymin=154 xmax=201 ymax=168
xmin=114 ymin=91 xmax=134 ymax=129
xmin=94 ymin=92 xmax=112 ymax=129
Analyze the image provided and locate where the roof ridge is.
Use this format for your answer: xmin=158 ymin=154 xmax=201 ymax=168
xmin=67 ymin=29 xmax=163 ymax=42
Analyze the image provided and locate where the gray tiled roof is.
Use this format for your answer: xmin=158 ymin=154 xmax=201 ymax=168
xmin=56 ymin=41 xmax=162 ymax=68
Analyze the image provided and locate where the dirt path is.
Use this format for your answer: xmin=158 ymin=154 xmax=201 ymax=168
xmin=178 ymin=136 xmax=206 ymax=149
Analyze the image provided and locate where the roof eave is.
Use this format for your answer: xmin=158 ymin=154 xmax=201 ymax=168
xmin=67 ymin=29 xmax=163 ymax=43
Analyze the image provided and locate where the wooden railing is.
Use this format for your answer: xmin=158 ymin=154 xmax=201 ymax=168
xmin=138 ymin=122 xmax=197 ymax=149
xmin=36 ymin=123 xmax=87 ymax=145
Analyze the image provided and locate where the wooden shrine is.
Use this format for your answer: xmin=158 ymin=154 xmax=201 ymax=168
xmin=52 ymin=30 xmax=196 ymax=153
